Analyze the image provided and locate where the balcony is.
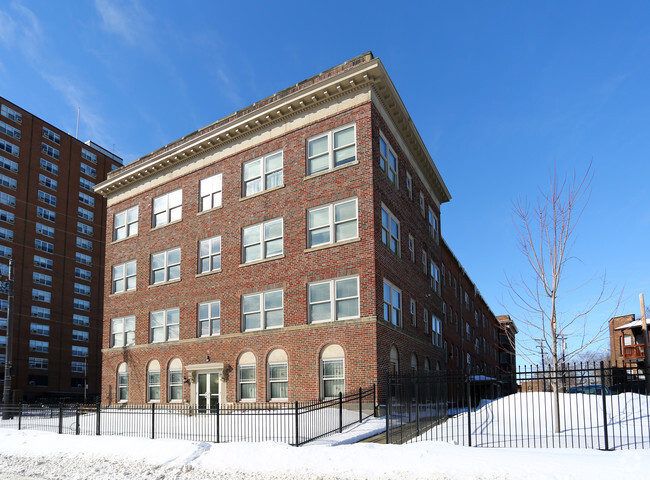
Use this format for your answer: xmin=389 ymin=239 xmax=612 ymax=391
xmin=623 ymin=344 xmax=646 ymax=361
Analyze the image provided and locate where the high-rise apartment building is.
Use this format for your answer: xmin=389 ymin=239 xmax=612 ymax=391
xmin=0 ymin=97 xmax=122 ymax=402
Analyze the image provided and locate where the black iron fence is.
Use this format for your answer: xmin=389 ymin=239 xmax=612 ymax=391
xmin=0 ymin=385 xmax=375 ymax=446
xmin=386 ymin=362 xmax=650 ymax=450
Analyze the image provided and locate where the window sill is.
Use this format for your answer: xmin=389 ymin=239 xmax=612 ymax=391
xmin=197 ymin=205 xmax=223 ymax=217
xmin=110 ymin=234 xmax=138 ymax=246
xmin=196 ymin=269 xmax=222 ymax=278
xmin=242 ymin=325 xmax=284 ymax=333
xmin=239 ymin=254 xmax=285 ymax=268
xmin=239 ymin=184 xmax=285 ymax=202
xmin=148 ymin=278 xmax=182 ymax=289
xmin=109 ymin=289 xmax=136 ymax=298
xmin=150 ymin=218 xmax=182 ymax=232
xmin=304 ymin=160 xmax=359 ymax=181
xmin=304 ymin=237 xmax=360 ymax=253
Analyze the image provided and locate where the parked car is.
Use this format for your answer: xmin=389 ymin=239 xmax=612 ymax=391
xmin=567 ymin=384 xmax=610 ymax=395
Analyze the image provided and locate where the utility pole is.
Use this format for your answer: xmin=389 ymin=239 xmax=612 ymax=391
xmin=640 ymin=294 xmax=650 ymax=394
xmin=536 ymin=338 xmax=546 ymax=391
xmin=2 ymin=259 xmax=15 ymax=419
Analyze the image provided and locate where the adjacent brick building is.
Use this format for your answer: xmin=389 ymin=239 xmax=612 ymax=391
xmin=95 ymin=53 xmax=514 ymax=406
xmin=610 ymin=313 xmax=648 ymax=372
xmin=0 ymin=97 xmax=123 ymax=401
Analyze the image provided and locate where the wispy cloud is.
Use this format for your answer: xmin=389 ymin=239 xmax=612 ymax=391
xmin=94 ymin=0 xmax=153 ymax=49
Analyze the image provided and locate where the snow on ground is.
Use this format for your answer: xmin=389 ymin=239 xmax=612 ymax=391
xmin=1 ymin=422 xmax=649 ymax=480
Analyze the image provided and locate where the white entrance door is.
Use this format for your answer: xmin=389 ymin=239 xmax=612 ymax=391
xmin=197 ymin=372 xmax=220 ymax=412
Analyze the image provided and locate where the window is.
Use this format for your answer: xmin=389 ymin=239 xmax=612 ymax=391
xmin=117 ymin=363 xmax=128 ymax=402
xmin=428 ymin=207 xmax=439 ymax=240
xmin=71 ymin=361 xmax=86 ymax=373
xmin=80 ymin=163 xmax=96 ymax=178
xmin=42 ymin=127 xmax=60 ymax=144
xmin=381 ymin=206 xmax=400 ymax=255
xmin=307 ymin=124 xmax=356 ymax=175
xmin=383 ymin=280 xmax=402 ymax=327
xmin=238 ymin=352 xmax=257 ymax=401
xmin=419 ymin=192 xmax=425 ymax=216
xmin=307 ymin=198 xmax=358 ymax=248
xmin=0 ymin=210 xmax=13 ymax=228
xmin=410 ymin=299 xmax=416 ymax=326
xmin=33 ymin=272 xmax=52 ymax=287
xmin=112 ymin=260 xmax=136 ymax=293
xmin=32 ymin=289 xmax=51 ymax=303
xmin=29 ymin=357 xmax=48 ymax=370
xmin=406 ymin=172 xmax=413 ymax=199
xmin=79 ymin=192 xmax=95 ymax=207
xmin=0 ymin=174 xmax=17 ymax=190
xmin=433 ymin=316 xmax=442 ymax=347
xmin=34 ymin=255 xmax=53 ymax=270
xmin=35 ymin=239 xmax=53 ymax=253
xmin=242 ymin=289 xmax=283 ymax=331
xmin=31 ymin=306 xmax=50 ymax=320
xmin=147 ymin=361 xmax=161 ymax=402
xmin=81 ymin=148 xmax=97 ymax=164
xmin=74 ymin=283 xmax=91 ymax=296
xmin=113 ymin=206 xmax=138 ymax=240
xmin=36 ymin=222 xmax=54 ymax=238
xmin=0 ymin=226 xmax=12 ymax=241
xmin=321 ymin=344 xmax=344 ymax=398
xmin=379 ymin=134 xmax=398 ymax=186
xmin=0 ymin=335 xmax=5 ymax=348
xmin=73 ymin=314 xmax=89 ymax=327
xmin=0 ymin=156 xmax=18 ymax=172
xmin=76 ymin=252 xmax=92 ymax=266
xmin=29 ymin=340 xmax=49 ymax=353
xmin=152 ymin=189 xmax=182 ymax=227
xmin=242 ymin=218 xmax=283 ymax=262
xmin=267 ymin=349 xmax=288 ymax=401
xmin=74 ymin=298 xmax=90 ymax=311
xmin=408 ymin=235 xmax=415 ymax=262
xmin=443 ymin=302 xmax=447 ymax=322
xmin=0 ymin=192 xmax=15 ymax=208
xmin=0 ymin=245 xmax=11 ymax=258
xmin=421 ymin=250 xmax=427 ymax=274
xmin=198 ymin=236 xmax=221 ymax=273
xmin=424 ymin=308 xmax=429 ymax=334
xmin=192 ymin=174 xmax=222 ymax=214
xmin=40 ymin=158 xmax=58 ymax=175
xmin=76 ymin=237 xmax=92 ymax=251
xmin=37 ymin=206 xmax=55 ymax=222
xmin=151 ymin=248 xmax=180 ymax=284
xmin=0 ymin=139 xmax=19 ymax=157
xmin=243 ymin=152 xmax=282 ymax=197
xmin=72 ymin=330 xmax=89 ymax=342
xmin=150 ymin=307 xmax=180 ymax=342
xmin=75 ymin=267 xmax=91 ymax=281
xmin=464 ymin=292 xmax=470 ymax=310
xmin=308 ymin=276 xmax=359 ymax=323
xmin=1 ymin=105 xmax=22 ymax=123
xmin=168 ymin=358 xmax=183 ymax=402
xmin=30 ymin=323 xmax=50 ymax=336
xmin=37 ymin=187 xmax=56 ymax=205
xmin=41 ymin=142 xmax=59 ymax=160
xmin=431 ymin=262 xmax=441 ymax=294
xmin=111 ymin=316 xmax=135 ymax=347
xmin=79 ymin=177 xmax=95 ymax=191
xmin=198 ymin=300 xmax=221 ymax=336
xmin=77 ymin=222 xmax=94 ymax=236
xmin=78 ymin=207 xmax=94 ymax=222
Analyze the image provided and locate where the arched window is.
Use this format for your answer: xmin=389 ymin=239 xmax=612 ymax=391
xmin=168 ymin=358 xmax=183 ymax=402
xmin=238 ymin=352 xmax=256 ymax=401
xmin=117 ymin=363 xmax=128 ymax=403
xmin=147 ymin=360 xmax=161 ymax=402
xmin=410 ymin=353 xmax=418 ymax=373
xmin=320 ymin=344 xmax=344 ymax=398
xmin=436 ymin=361 xmax=441 ymax=372
xmin=389 ymin=346 xmax=399 ymax=374
xmin=424 ymin=358 xmax=431 ymax=373
xmin=267 ymin=349 xmax=288 ymax=401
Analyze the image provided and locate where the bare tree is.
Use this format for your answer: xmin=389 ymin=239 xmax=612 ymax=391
xmin=505 ymin=162 xmax=617 ymax=433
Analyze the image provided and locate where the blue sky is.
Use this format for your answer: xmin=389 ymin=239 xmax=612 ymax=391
xmin=1 ymin=0 xmax=648 ymax=363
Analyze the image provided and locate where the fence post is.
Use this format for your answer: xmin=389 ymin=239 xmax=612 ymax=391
xmin=386 ymin=375 xmax=391 ymax=444
xmin=339 ymin=391 xmax=343 ymax=433
xmin=373 ymin=384 xmax=377 ymax=417
xmin=75 ymin=406 xmax=80 ymax=435
xmin=600 ymin=361 xmax=609 ymax=450
xmin=215 ymin=403 xmax=220 ymax=444
xmin=415 ymin=379 xmax=420 ymax=437
xmin=95 ymin=400 xmax=101 ymax=436
xmin=359 ymin=387 xmax=363 ymax=423
xmin=151 ymin=403 xmax=155 ymax=440
xmin=58 ymin=406 xmax=63 ymax=434
xmin=17 ymin=403 xmax=22 ymax=430
xmin=294 ymin=401 xmax=299 ymax=446
xmin=466 ymin=376 xmax=472 ymax=447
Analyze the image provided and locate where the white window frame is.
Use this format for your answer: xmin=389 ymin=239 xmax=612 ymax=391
xmin=110 ymin=316 xmax=135 ymax=347
xmin=198 ymin=300 xmax=221 ymax=337
xmin=379 ymin=133 xmax=398 ymax=186
xmin=383 ymin=280 xmax=402 ymax=327
xmin=152 ymin=189 xmax=182 ymax=227
xmin=113 ymin=206 xmax=138 ymax=241
xmin=321 ymin=358 xmax=345 ymax=399
xmin=72 ymin=330 xmax=89 ymax=342
xmin=308 ymin=276 xmax=360 ymax=323
xmin=430 ymin=262 xmax=441 ymax=294
xmin=168 ymin=361 xmax=183 ymax=402
xmin=406 ymin=171 xmax=413 ymax=199
xmin=238 ymin=364 xmax=257 ymax=402
xmin=117 ymin=364 xmax=128 ymax=402
xmin=432 ymin=316 xmax=443 ymax=347
xmin=242 ymin=218 xmax=283 ymax=263
xmin=267 ymin=361 xmax=288 ymax=402
xmin=198 ymin=236 xmax=221 ymax=273
xmin=410 ymin=299 xmax=416 ymax=326
xmin=242 ymin=289 xmax=284 ymax=331
xmin=242 ymin=151 xmax=283 ymax=197
xmin=150 ymin=307 xmax=180 ymax=343
xmin=199 ymin=173 xmax=223 ymax=211
xmin=147 ymin=366 xmax=161 ymax=403
xmin=408 ymin=235 xmax=415 ymax=262
xmin=381 ymin=205 xmax=400 ymax=256
xmin=307 ymin=197 xmax=358 ymax=248
xmin=151 ymin=247 xmax=180 ymax=284
xmin=307 ymin=124 xmax=356 ymax=175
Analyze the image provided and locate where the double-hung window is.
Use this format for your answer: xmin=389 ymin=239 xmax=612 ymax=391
xmin=32 ymin=289 xmax=51 ymax=303
xmin=30 ymin=323 xmax=50 ymax=336
xmin=151 ymin=248 xmax=180 ymax=284
xmin=1 ymin=105 xmax=22 ymax=123
xmin=0 ymin=121 xmax=20 ymax=139
xmin=74 ymin=283 xmax=91 ymax=296
xmin=243 ymin=151 xmax=283 ymax=196
xmin=268 ymin=361 xmax=288 ymax=401
xmin=0 ymin=174 xmax=17 ymax=190
xmin=383 ymin=280 xmax=402 ymax=327
xmin=37 ymin=207 xmax=55 ymax=222
xmin=150 ymin=308 xmax=180 ymax=342
xmin=0 ymin=156 xmax=18 ymax=173
xmin=31 ymin=306 xmax=50 ymax=320
xmin=242 ymin=289 xmax=283 ymax=331
xmin=80 ymin=163 xmax=96 ymax=178
xmin=72 ymin=346 xmax=88 ymax=357
xmin=76 ymin=253 xmax=92 ymax=266
xmin=75 ymin=267 xmax=91 ymax=281
xmin=77 ymin=222 xmax=93 ymax=236
xmin=39 ymin=174 xmax=57 ymax=191
xmin=79 ymin=177 xmax=95 ymax=191
xmin=76 ymin=237 xmax=92 ymax=251
xmin=430 ymin=262 xmax=441 ymax=294
xmin=322 ymin=358 xmax=344 ymax=398
xmin=79 ymin=192 xmax=95 ymax=207
xmin=74 ymin=298 xmax=90 ymax=311
xmin=308 ymin=276 xmax=359 ymax=323
xmin=0 ymin=227 xmax=11 ymax=241
xmin=379 ymin=134 xmax=398 ymax=186
xmin=307 ymin=198 xmax=358 ymax=248
xmin=152 ymin=189 xmax=182 ymax=227
xmin=34 ymin=255 xmax=53 ymax=270
xmin=381 ymin=206 xmax=400 ymax=255
xmin=0 ymin=209 xmax=14 ymax=224
xmin=78 ymin=207 xmax=94 ymax=222
xmin=432 ymin=316 xmax=442 ymax=347
xmin=37 ymin=190 xmax=56 ymax=206
xmin=113 ymin=206 xmax=138 ymax=240
xmin=29 ymin=340 xmax=49 ymax=353
xmin=198 ymin=300 xmax=220 ymax=336
xmin=41 ymin=142 xmax=59 ymax=160
xmin=112 ymin=260 xmax=136 ymax=293
xmin=242 ymin=218 xmax=283 ymax=263
xmin=0 ymin=139 xmax=19 ymax=157
xmin=110 ymin=316 xmax=135 ymax=347
xmin=0 ymin=245 xmax=12 ymax=258
xmin=428 ymin=207 xmax=439 ymax=241
xmin=42 ymin=127 xmax=60 ymax=144
xmin=81 ymin=148 xmax=97 ymax=164
xmin=198 ymin=236 xmax=221 ymax=273
xmin=307 ymin=124 xmax=356 ymax=175
xmin=199 ymin=173 xmax=222 ymax=211
xmin=40 ymin=158 xmax=58 ymax=175
xmin=35 ymin=239 xmax=53 ymax=253
xmin=72 ymin=330 xmax=89 ymax=342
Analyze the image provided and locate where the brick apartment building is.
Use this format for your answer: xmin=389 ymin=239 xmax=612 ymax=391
xmin=0 ymin=97 xmax=122 ymax=402
xmin=610 ymin=313 xmax=648 ymax=372
xmin=95 ymin=53 xmax=515 ymax=406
